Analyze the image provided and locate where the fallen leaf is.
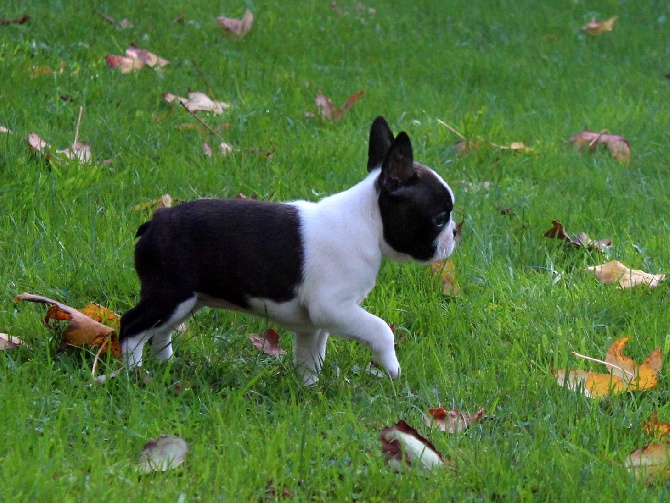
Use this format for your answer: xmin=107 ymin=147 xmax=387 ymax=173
xmin=582 ymin=16 xmax=618 ymax=36
xmin=624 ymin=443 xmax=670 ymax=483
xmin=643 ymin=411 xmax=670 ymax=441
xmin=106 ymin=44 xmax=169 ymax=74
xmin=424 ymin=407 xmax=485 ymax=434
xmin=28 ymin=132 xmax=92 ymax=164
xmin=552 ymin=367 xmax=626 ymax=398
xmin=0 ymin=13 xmax=30 ymax=25
xmin=587 ymin=261 xmax=666 ymax=289
xmin=0 ymin=126 xmax=12 ymax=134
xmin=249 ymin=329 xmax=287 ymax=356
xmin=217 ymin=9 xmax=254 ymax=37
xmin=431 ymin=260 xmax=460 ymax=296
xmin=569 ymin=128 xmax=630 ymax=163
xmin=163 ymin=92 xmax=230 ymax=115
xmin=543 ymin=220 xmax=611 ymax=252
xmin=0 ymin=333 xmax=24 ymax=350
xmin=138 ymin=435 xmax=189 ymax=473
xmin=132 ymin=194 xmax=179 ymax=212
xmin=315 ymin=90 xmax=364 ymax=120
xmin=491 ymin=141 xmax=533 ymax=153
xmin=553 ymin=338 xmax=662 ymax=397
xmin=14 ymin=292 xmax=121 ymax=358
xmin=381 ymin=420 xmax=444 ymax=471
xmin=203 ymin=141 xmax=235 ymax=157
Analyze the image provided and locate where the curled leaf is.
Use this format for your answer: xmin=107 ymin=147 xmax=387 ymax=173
xmin=581 ymin=16 xmax=618 ymax=36
xmin=163 ymin=92 xmax=230 ymax=115
xmin=381 ymin=420 xmax=444 ymax=471
xmin=543 ymin=220 xmax=611 ymax=252
xmin=106 ymin=44 xmax=169 ymax=74
xmin=217 ymin=9 xmax=254 ymax=37
xmin=249 ymin=328 xmax=287 ymax=356
xmin=643 ymin=411 xmax=670 ymax=441
xmin=569 ymin=128 xmax=630 ymax=163
xmin=138 ymin=435 xmax=189 ymax=473
xmin=14 ymin=292 xmax=121 ymax=358
xmin=315 ymin=90 xmax=364 ymax=120
xmin=424 ymin=407 xmax=485 ymax=434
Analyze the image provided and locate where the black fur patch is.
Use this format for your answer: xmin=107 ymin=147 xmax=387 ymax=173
xmin=133 ymin=199 xmax=304 ymax=309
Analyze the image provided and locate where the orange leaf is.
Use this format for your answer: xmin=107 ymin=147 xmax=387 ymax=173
xmin=15 ymin=292 xmax=121 ymax=358
xmin=643 ymin=411 xmax=670 ymax=441
xmin=552 ymin=368 xmax=626 ymax=397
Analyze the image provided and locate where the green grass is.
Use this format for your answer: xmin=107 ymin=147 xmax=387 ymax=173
xmin=2 ymin=0 xmax=670 ymax=500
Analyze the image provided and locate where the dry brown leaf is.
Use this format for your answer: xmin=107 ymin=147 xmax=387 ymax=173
xmin=581 ymin=16 xmax=618 ymax=35
xmin=1 ymin=13 xmax=30 ymax=25
xmin=543 ymin=220 xmax=611 ymax=252
xmin=587 ymin=261 xmax=666 ymax=289
xmin=0 ymin=333 xmax=24 ymax=350
xmin=14 ymin=292 xmax=121 ymax=358
xmin=203 ymin=141 xmax=235 ymax=157
xmin=315 ymin=90 xmax=364 ymax=120
xmin=381 ymin=420 xmax=445 ymax=471
xmin=28 ymin=132 xmax=92 ymax=164
xmin=217 ymin=9 xmax=254 ymax=36
xmin=569 ymin=128 xmax=630 ymax=163
xmin=106 ymin=44 xmax=169 ymax=74
xmin=424 ymin=407 xmax=485 ymax=434
xmin=249 ymin=328 xmax=287 ymax=356
xmin=163 ymin=92 xmax=231 ymax=115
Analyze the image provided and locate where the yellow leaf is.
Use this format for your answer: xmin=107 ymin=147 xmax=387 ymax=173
xmin=587 ymin=260 xmax=666 ymax=289
xmin=431 ymin=260 xmax=460 ymax=296
xmin=581 ymin=16 xmax=618 ymax=36
xmin=551 ymin=368 xmax=626 ymax=397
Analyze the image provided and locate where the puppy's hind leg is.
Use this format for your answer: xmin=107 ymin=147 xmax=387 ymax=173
xmin=294 ymin=329 xmax=329 ymax=385
xmin=120 ymin=293 xmax=199 ymax=369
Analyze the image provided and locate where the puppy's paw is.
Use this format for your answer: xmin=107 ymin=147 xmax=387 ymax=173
xmin=377 ymin=350 xmax=400 ymax=380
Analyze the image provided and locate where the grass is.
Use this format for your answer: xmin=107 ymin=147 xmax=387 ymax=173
xmin=2 ymin=0 xmax=670 ymax=500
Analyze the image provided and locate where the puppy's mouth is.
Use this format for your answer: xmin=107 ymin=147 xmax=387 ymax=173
xmin=428 ymin=217 xmax=463 ymax=264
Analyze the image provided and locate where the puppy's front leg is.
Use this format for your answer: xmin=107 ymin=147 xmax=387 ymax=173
xmin=310 ymin=304 xmax=400 ymax=379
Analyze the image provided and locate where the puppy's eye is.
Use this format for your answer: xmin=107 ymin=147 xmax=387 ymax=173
xmin=432 ymin=211 xmax=449 ymax=227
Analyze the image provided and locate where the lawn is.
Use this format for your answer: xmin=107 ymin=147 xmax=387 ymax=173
xmin=2 ymin=0 xmax=670 ymax=500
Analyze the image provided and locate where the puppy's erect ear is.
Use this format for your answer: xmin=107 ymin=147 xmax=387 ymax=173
xmin=367 ymin=116 xmax=394 ymax=172
xmin=378 ymin=132 xmax=416 ymax=193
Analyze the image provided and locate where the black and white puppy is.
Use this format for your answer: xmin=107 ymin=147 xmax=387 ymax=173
xmin=119 ymin=116 xmax=457 ymax=384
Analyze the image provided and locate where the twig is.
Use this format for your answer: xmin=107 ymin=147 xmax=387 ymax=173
xmin=191 ymin=59 xmax=218 ymax=102
xmin=436 ymin=118 xmax=466 ymax=141
xmin=74 ymin=106 xmax=84 ymax=145
xmin=94 ymin=10 xmax=116 ymax=25
xmin=178 ymin=100 xmax=221 ymax=140
xmin=90 ymin=334 xmax=111 ymax=378
xmin=571 ymin=351 xmax=636 ymax=379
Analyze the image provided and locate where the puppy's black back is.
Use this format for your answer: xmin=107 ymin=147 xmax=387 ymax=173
xmin=134 ymin=199 xmax=305 ymax=309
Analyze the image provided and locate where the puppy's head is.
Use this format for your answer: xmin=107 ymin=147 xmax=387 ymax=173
xmin=367 ymin=116 xmax=457 ymax=264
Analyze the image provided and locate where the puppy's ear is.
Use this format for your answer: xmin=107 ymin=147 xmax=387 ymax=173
xmin=378 ymin=132 xmax=416 ymax=193
xmin=367 ymin=116 xmax=394 ymax=172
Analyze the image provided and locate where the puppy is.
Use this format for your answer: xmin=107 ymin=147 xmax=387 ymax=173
xmin=119 ymin=116 xmax=457 ymax=384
